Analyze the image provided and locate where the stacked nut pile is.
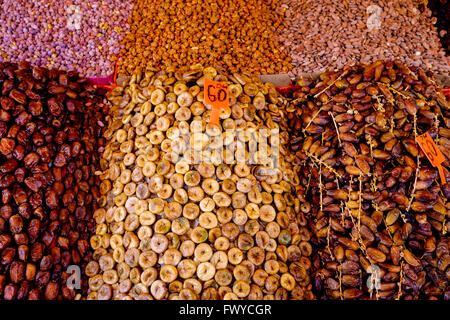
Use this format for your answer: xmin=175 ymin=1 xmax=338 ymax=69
xmin=0 ymin=0 xmax=134 ymax=77
xmin=118 ymin=0 xmax=292 ymax=75
xmin=276 ymin=0 xmax=450 ymax=76
xmin=284 ymin=61 xmax=449 ymax=299
xmin=86 ymin=66 xmax=314 ymax=300
xmin=0 ymin=61 xmax=109 ymax=300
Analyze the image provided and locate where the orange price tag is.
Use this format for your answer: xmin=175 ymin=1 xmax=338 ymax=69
xmin=416 ymin=132 xmax=446 ymax=184
xmin=204 ymin=78 xmax=229 ymax=125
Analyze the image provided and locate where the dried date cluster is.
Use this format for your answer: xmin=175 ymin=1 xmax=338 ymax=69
xmin=0 ymin=61 xmax=109 ymax=300
xmin=87 ymin=66 xmax=314 ymax=300
xmin=285 ymin=60 xmax=449 ymax=300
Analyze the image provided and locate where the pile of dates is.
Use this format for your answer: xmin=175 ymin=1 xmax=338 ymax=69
xmin=285 ymin=60 xmax=450 ymax=300
xmin=0 ymin=61 xmax=109 ymax=300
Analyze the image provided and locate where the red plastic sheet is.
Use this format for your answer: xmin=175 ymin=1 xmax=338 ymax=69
xmin=275 ymin=81 xmax=300 ymax=96
xmin=87 ymin=54 xmax=120 ymax=91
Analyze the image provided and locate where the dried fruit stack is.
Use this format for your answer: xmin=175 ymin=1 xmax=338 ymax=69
xmin=284 ymin=61 xmax=450 ymax=300
xmin=86 ymin=66 xmax=314 ymax=300
xmin=0 ymin=61 xmax=109 ymax=300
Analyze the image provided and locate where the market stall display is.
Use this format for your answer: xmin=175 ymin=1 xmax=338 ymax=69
xmin=0 ymin=0 xmax=448 ymax=302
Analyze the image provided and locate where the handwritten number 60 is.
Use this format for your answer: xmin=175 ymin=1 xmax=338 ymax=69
xmin=207 ymin=85 xmax=227 ymax=102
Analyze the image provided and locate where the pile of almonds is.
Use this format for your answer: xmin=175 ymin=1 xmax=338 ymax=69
xmin=118 ymin=0 xmax=292 ymax=75
xmin=86 ymin=66 xmax=314 ymax=300
xmin=0 ymin=0 xmax=133 ymax=77
xmin=284 ymin=60 xmax=450 ymax=299
xmin=0 ymin=61 xmax=109 ymax=300
xmin=276 ymin=0 xmax=450 ymax=76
